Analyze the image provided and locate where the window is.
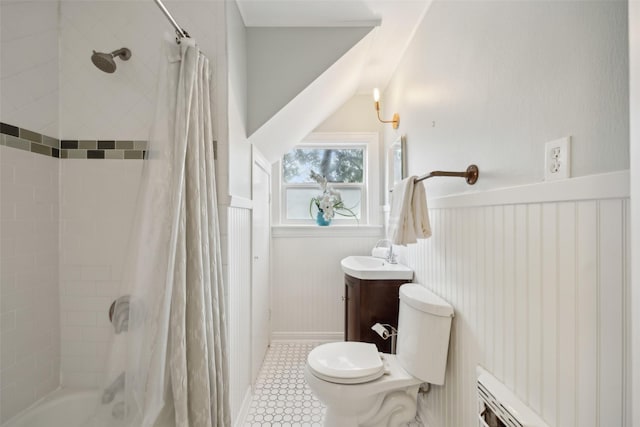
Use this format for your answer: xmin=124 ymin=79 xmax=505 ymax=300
xmin=277 ymin=133 xmax=379 ymax=226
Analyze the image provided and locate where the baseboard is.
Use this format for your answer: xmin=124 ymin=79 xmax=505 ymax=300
xmin=233 ymin=386 xmax=252 ymax=427
xmin=271 ymin=331 xmax=343 ymax=342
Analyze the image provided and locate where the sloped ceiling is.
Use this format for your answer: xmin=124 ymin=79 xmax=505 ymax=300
xmin=248 ymin=29 xmax=376 ymax=162
xmin=246 ymin=26 xmax=374 ymax=135
xmin=237 ymin=0 xmax=432 ymax=162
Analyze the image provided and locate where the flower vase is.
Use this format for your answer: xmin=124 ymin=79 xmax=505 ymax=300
xmin=316 ymin=211 xmax=332 ymax=226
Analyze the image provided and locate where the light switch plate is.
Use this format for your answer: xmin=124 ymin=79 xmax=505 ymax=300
xmin=544 ymin=137 xmax=571 ymax=181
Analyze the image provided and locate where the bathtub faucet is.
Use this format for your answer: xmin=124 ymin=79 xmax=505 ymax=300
xmin=102 ymin=372 xmax=125 ymax=404
xmin=108 ymin=295 xmax=130 ymax=334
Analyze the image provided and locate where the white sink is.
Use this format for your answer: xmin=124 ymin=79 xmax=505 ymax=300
xmin=340 ymin=256 xmax=414 ymax=281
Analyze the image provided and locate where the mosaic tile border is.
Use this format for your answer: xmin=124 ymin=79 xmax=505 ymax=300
xmin=0 ymin=122 xmax=147 ymax=160
xmin=60 ymin=140 xmax=147 ymax=159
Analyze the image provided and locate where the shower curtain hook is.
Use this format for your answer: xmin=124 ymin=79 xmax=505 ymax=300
xmin=175 ymin=29 xmax=190 ymax=45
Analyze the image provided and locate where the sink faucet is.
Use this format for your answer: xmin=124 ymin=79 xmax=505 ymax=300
xmin=374 ymin=239 xmax=397 ymax=264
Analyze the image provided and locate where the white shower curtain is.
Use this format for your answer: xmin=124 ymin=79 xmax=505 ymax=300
xmin=91 ymin=36 xmax=230 ymax=427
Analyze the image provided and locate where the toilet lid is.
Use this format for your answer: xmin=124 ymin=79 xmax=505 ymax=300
xmin=307 ymin=342 xmax=384 ymax=384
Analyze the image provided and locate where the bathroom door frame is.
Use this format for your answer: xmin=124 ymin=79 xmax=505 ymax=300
xmin=251 ymin=146 xmax=272 ymax=384
xmin=629 ymin=4 xmax=639 ymax=425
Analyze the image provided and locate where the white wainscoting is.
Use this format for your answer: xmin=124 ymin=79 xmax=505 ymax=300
xmin=226 ymin=207 xmax=252 ymax=422
xmin=271 ymin=233 xmax=382 ymax=340
xmin=410 ymin=174 xmax=630 ymax=427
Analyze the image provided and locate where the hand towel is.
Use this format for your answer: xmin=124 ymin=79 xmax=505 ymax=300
xmin=388 ymin=176 xmax=418 ymax=245
xmin=412 ymin=181 xmax=432 ymax=239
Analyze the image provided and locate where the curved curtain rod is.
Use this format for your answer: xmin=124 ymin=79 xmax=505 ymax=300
xmin=153 ymin=0 xmax=190 ymax=41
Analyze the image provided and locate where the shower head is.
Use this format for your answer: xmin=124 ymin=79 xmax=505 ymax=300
xmin=91 ymin=48 xmax=132 ymax=73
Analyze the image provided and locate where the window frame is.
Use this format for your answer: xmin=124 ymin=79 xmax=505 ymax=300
xmin=275 ymin=132 xmax=380 ymax=227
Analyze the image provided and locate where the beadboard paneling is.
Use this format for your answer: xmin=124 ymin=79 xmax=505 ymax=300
xmin=271 ymin=234 xmax=381 ymax=338
xmin=227 ymin=207 xmax=252 ymax=421
xmin=409 ymin=198 xmax=630 ymax=427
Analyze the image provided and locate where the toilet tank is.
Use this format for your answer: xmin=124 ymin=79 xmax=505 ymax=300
xmin=396 ymin=283 xmax=454 ymax=385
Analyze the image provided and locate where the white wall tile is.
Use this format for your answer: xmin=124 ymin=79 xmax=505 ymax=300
xmin=0 ymin=147 xmax=60 ymax=423
xmin=59 ymin=160 xmax=142 ymax=388
xmin=59 ymin=0 xmax=222 ymax=141
xmin=0 ymin=1 xmax=59 ymax=137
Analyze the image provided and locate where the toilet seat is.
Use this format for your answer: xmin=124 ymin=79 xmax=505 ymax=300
xmin=307 ymin=342 xmax=385 ymax=385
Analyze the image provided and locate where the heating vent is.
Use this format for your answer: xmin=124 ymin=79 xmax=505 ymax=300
xmin=477 ymin=367 xmax=550 ymax=427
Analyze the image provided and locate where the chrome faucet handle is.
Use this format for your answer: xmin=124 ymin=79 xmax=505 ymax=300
xmin=374 ymin=238 xmax=392 ymax=249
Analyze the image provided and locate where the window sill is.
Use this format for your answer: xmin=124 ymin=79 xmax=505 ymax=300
xmin=271 ymin=225 xmax=384 ymax=238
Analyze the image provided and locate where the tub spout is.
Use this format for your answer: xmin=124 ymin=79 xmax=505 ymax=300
xmin=102 ymin=372 xmax=125 ymax=404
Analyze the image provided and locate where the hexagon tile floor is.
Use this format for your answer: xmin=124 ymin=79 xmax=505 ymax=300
xmin=243 ymin=342 xmax=324 ymax=426
xmin=242 ymin=342 xmax=423 ymax=427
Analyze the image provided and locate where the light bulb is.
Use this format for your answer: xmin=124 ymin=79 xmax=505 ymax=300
xmin=373 ymin=88 xmax=380 ymax=102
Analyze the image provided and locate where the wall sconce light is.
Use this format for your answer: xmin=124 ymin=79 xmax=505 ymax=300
xmin=373 ymin=88 xmax=399 ymax=129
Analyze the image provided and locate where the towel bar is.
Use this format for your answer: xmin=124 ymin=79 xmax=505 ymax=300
xmin=414 ymin=164 xmax=479 ymax=185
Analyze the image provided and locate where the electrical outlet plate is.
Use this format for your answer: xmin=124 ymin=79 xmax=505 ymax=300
xmin=544 ymin=137 xmax=571 ymax=181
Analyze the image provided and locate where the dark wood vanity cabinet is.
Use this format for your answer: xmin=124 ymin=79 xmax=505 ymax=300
xmin=344 ymin=274 xmax=409 ymax=353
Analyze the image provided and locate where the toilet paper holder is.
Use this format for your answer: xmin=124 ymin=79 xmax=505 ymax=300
xmin=371 ymin=323 xmax=398 ymax=354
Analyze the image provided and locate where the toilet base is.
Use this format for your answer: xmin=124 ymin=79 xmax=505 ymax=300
xmin=321 ymin=386 xmax=419 ymax=427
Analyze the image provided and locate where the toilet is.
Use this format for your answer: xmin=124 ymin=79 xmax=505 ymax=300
xmin=305 ymin=283 xmax=454 ymax=427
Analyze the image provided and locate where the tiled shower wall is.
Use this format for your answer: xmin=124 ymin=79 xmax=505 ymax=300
xmin=0 ymin=0 xmax=61 ymax=419
xmin=0 ymin=1 xmax=59 ymax=138
xmin=59 ymin=160 xmax=142 ymax=387
xmin=0 ymin=146 xmax=60 ymax=422
xmin=407 ymin=177 xmax=631 ymax=427
xmin=0 ymin=127 xmax=144 ymax=423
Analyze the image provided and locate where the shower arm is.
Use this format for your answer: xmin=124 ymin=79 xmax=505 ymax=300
xmin=153 ymin=0 xmax=190 ymax=41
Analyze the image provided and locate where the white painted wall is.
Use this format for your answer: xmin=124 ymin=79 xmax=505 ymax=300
xmin=380 ymin=1 xmax=630 ymax=425
xmin=246 ymin=27 xmax=372 ymax=135
xmin=0 ymin=147 xmax=60 ymax=422
xmin=383 ymin=1 xmax=628 ymax=198
xmin=0 ymin=0 xmax=59 ymax=137
xmin=227 ymin=0 xmax=252 ymax=200
xmin=628 ymin=2 xmax=639 ymax=425
xmin=313 ymin=95 xmax=381 ymax=134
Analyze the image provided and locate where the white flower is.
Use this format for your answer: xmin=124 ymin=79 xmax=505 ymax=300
xmin=319 ymin=196 xmax=333 ymax=212
xmin=310 ymin=170 xmax=328 ymax=192
xmin=329 ymin=187 xmax=342 ymax=203
xmin=310 ymin=170 xmax=357 ymax=222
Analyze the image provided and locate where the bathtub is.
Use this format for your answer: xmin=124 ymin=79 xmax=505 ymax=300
xmin=2 ymin=388 xmax=101 ymax=427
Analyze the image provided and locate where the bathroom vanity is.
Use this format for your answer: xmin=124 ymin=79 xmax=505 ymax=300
xmin=340 ymin=255 xmax=414 ymax=353
xmin=344 ymin=274 xmax=410 ymax=353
